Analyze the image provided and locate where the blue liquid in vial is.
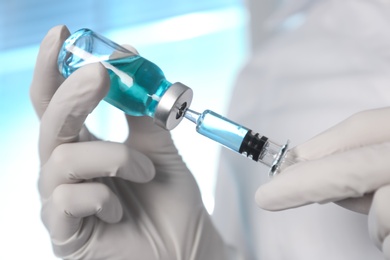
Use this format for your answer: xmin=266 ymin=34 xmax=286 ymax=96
xmin=60 ymin=54 xmax=172 ymax=117
xmin=103 ymin=56 xmax=172 ymax=116
xmin=196 ymin=110 xmax=249 ymax=152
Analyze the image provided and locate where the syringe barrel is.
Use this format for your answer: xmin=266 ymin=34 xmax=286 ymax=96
xmin=194 ymin=109 xmax=289 ymax=175
xmin=196 ymin=110 xmax=250 ymax=152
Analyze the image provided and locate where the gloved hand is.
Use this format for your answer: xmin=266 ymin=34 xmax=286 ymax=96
xmin=256 ymin=107 xmax=390 ymax=259
xmin=30 ymin=25 xmax=230 ymax=260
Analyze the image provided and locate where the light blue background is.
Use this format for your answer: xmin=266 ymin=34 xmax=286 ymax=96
xmin=0 ymin=1 xmax=248 ymax=258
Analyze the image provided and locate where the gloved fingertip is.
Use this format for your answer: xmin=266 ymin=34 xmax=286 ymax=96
xmin=255 ymin=185 xmax=279 ymax=211
xmin=255 ymin=173 xmax=305 ymax=211
xmin=115 ymin=144 xmax=156 ymax=183
xmin=100 ymin=201 xmax=123 ymax=224
xmin=70 ymin=63 xmax=110 ymax=103
xmin=137 ymin=154 xmax=156 ymax=183
xmin=96 ymin=186 xmax=124 ymax=224
xmin=47 ymin=25 xmax=70 ymax=40
xmin=40 ymin=25 xmax=70 ymax=56
xmin=122 ymin=44 xmax=139 ymax=55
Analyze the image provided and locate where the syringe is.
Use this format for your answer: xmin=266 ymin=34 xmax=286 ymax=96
xmin=184 ymin=108 xmax=289 ymax=176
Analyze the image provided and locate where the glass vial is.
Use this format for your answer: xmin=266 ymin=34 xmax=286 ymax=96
xmin=57 ymin=28 xmax=192 ymax=130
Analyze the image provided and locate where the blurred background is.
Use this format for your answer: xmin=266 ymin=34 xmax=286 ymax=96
xmin=0 ymin=0 xmax=248 ymax=258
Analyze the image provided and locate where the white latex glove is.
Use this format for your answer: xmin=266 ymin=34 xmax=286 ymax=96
xmin=30 ymin=25 xmax=231 ymax=260
xmin=256 ymin=107 xmax=390 ymax=259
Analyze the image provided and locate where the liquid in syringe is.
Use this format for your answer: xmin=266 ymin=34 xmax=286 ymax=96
xmin=184 ymin=108 xmax=289 ymax=175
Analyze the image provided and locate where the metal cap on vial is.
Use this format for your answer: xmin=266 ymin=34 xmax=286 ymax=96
xmin=154 ymin=82 xmax=193 ymax=130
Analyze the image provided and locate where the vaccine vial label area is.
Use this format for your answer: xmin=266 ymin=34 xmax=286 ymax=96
xmin=58 ymin=28 xmax=290 ymax=175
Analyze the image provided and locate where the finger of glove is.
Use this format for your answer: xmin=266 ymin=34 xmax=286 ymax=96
xmin=291 ymin=107 xmax=390 ymax=162
xmin=125 ymin=116 xmax=184 ymax=168
xmin=39 ymin=63 xmax=110 ymax=164
xmin=39 ymin=141 xmax=155 ymax=199
xmin=122 ymin=44 xmax=139 ymax=55
xmin=42 ymin=182 xmax=123 ymax=242
xmin=256 ymin=143 xmax=390 ymax=211
xmin=30 ymin=25 xmax=70 ymax=118
xmin=368 ymin=185 xmax=390 ymax=257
